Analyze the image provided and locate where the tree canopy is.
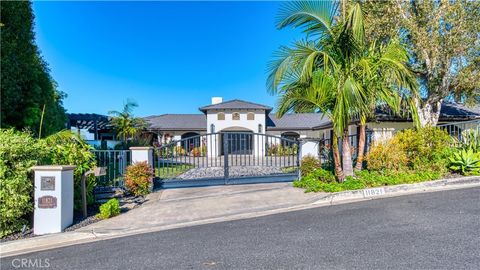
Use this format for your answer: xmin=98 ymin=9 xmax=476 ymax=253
xmin=361 ymin=0 xmax=480 ymax=126
xmin=1 ymin=1 xmax=66 ymax=136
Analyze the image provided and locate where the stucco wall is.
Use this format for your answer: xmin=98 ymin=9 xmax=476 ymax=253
xmin=206 ymin=109 xmax=266 ymax=134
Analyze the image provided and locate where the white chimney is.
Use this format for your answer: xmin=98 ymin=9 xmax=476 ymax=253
xmin=211 ymin=97 xmax=223 ymax=105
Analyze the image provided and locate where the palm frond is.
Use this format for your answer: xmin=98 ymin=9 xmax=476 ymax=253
xmin=276 ymin=0 xmax=338 ymax=37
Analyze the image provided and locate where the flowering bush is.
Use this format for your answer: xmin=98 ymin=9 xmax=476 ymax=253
xmin=125 ymin=162 xmax=154 ymax=196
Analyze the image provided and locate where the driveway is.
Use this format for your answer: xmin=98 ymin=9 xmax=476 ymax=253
xmin=2 ymin=186 xmax=478 ymax=269
xmin=76 ymin=183 xmax=324 ymax=235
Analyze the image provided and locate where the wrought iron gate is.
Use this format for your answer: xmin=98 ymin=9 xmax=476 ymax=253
xmin=154 ymin=132 xmax=300 ymax=188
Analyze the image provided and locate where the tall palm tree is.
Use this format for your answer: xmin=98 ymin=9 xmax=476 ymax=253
xmin=108 ymin=99 xmax=145 ymax=143
xmin=268 ymin=1 xmax=416 ymax=180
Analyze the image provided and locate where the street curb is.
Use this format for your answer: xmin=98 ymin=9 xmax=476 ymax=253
xmin=311 ymin=176 xmax=480 ymax=205
xmin=1 ymin=176 xmax=479 ymax=258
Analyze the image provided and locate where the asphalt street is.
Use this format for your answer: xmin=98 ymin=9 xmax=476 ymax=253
xmin=2 ymin=187 xmax=479 ymax=270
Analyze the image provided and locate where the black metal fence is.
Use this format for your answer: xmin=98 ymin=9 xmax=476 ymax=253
xmin=91 ymin=150 xmax=131 ymax=187
xmin=153 ymin=132 xmax=300 ymax=186
xmin=318 ymin=131 xmax=373 ymax=163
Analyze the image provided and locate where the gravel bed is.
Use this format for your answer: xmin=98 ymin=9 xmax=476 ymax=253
xmin=177 ymin=166 xmax=285 ymax=179
xmin=0 ymin=195 xmax=144 ymax=243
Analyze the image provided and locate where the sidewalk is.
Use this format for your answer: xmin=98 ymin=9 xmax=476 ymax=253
xmin=2 ymin=177 xmax=479 ymax=257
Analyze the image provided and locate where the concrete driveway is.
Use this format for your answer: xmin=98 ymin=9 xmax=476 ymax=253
xmin=77 ymin=183 xmax=324 ymax=235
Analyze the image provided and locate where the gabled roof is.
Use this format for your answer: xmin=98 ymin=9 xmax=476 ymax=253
xmin=199 ymin=99 xmax=272 ymax=113
xmin=266 ymin=113 xmax=331 ymax=130
xmin=144 ymin=114 xmax=207 ymax=131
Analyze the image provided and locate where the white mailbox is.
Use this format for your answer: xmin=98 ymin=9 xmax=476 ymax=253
xmin=31 ymin=165 xmax=75 ymax=235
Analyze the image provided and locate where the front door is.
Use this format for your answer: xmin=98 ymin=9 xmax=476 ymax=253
xmin=222 ymin=132 xmax=253 ymax=155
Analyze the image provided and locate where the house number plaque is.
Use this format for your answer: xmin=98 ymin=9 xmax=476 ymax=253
xmin=41 ymin=176 xmax=55 ymax=191
xmin=38 ymin=196 xmax=57 ymax=209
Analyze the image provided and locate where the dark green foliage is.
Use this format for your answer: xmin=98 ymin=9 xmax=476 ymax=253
xmin=97 ymin=199 xmax=120 ymax=219
xmin=0 ymin=1 xmax=66 ymax=136
xmin=44 ymin=131 xmax=97 ymax=210
xmin=294 ymin=169 xmax=442 ymax=193
xmin=0 ymin=129 xmax=47 ymax=237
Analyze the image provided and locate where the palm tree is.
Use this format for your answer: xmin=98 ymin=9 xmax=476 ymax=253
xmin=354 ymin=40 xmax=418 ymax=170
xmin=268 ymin=1 xmax=416 ymax=180
xmin=108 ymin=99 xmax=145 ymax=143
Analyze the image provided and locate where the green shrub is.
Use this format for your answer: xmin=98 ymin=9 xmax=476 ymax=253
xmin=0 ymin=129 xmax=47 ymax=237
xmin=44 ymin=131 xmax=97 ymax=210
xmin=97 ymin=198 xmax=120 ymax=219
xmin=342 ymin=177 xmax=366 ymax=190
xmin=448 ymin=148 xmax=480 ymax=174
xmin=300 ymin=155 xmax=321 ymax=177
xmin=365 ymin=127 xmax=452 ymax=174
xmin=125 ymin=162 xmax=154 ymax=196
xmin=365 ymin=140 xmax=408 ymax=172
xmin=294 ymin=169 xmax=442 ymax=193
xmin=394 ymin=127 xmax=452 ymax=172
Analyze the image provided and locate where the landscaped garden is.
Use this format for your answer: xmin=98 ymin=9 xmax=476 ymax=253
xmin=0 ymin=128 xmax=156 ymax=239
xmin=294 ymin=127 xmax=480 ymax=193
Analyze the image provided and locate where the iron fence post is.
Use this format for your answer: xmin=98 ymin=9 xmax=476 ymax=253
xmin=297 ymin=140 xmax=301 ymax=179
xmin=223 ymin=133 xmax=229 ymax=183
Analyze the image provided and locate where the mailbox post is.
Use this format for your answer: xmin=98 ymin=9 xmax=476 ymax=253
xmin=81 ymin=167 xmax=106 ymax=218
xmin=31 ymin=165 xmax=75 ymax=235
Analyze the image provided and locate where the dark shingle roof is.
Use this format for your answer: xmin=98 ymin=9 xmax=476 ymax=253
xmin=144 ymin=102 xmax=479 ymax=132
xmin=144 ymin=114 xmax=206 ymax=131
xmin=199 ymin=99 xmax=272 ymax=113
xmin=266 ymin=113 xmax=331 ymax=130
xmin=375 ymin=102 xmax=480 ymax=121
xmin=439 ymin=102 xmax=480 ymax=120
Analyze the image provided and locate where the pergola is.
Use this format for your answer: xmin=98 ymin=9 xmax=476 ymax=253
xmin=67 ymin=113 xmax=113 ymax=140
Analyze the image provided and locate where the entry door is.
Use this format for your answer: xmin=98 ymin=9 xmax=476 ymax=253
xmin=222 ymin=132 xmax=253 ymax=155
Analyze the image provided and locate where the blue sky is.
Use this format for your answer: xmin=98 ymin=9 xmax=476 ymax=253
xmin=32 ymin=1 xmax=302 ymax=117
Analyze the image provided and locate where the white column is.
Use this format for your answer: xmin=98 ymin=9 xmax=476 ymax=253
xmin=300 ymin=140 xmax=320 ymax=159
xmin=130 ymin=147 xmax=153 ymax=167
xmin=31 ymin=165 xmax=75 ymax=235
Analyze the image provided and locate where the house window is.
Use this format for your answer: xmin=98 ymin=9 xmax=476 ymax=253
xmin=210 ymin=124 xmax=215 ymax=133
xmin=232 ymin=112 xmax=240 ymax=120
xmin=247 ymin=112 xmax=255 ymax=120
xmin=217 ymin=112 xmax=225 ymax=120
xmin=258 ymin=124 xmax=263 ymax=133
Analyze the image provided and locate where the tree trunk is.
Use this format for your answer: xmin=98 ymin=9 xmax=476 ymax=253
xmin=331 ymin=133 xmax=345 ymax=182
xmin=341 ymin=130 xmax=355 ymax=179
xmin=355 ymin=124 xmax=366 ymax=171
xmin=415 ymin=98 xmax=443 ymax=127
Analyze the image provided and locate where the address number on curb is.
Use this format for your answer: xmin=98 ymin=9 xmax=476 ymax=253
xmin=363 ymin=187 xmax=385 ymax=198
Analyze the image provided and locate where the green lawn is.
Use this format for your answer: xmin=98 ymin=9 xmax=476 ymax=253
xmin=155 ymin=164 xmax=194 ymax=179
